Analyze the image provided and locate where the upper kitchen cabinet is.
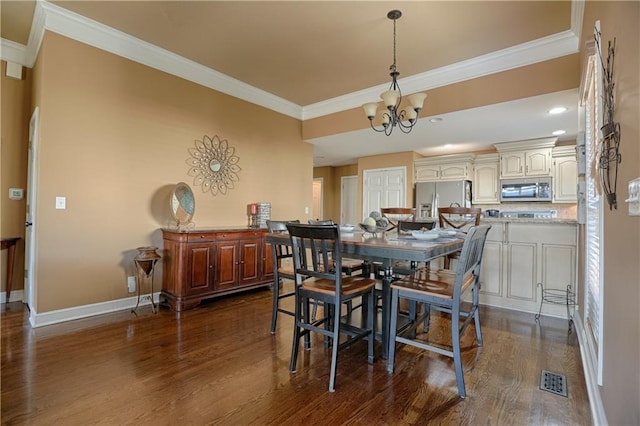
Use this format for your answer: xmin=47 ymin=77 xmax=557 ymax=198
xmin=495 ymin=138 xmax=556 ymax=179
xmin=415 ymin=154 xmax=475 ymax=182
xmin=472 ymin=154 xmax=500 ymax=204
xmin=552 ymin=146 xmax=578 ymax=203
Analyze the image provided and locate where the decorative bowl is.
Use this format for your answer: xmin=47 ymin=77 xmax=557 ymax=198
xmin=339 ymin=224 xmax=356 ymax=233
xmin=411 ymin=230 xmax=440 ymax=240
xmin=359 ymin=223 xmax=388 ymax=234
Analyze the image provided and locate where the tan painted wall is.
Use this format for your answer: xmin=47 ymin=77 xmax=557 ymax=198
xmin=29 ymin=32 xmax=311 ymax=313
xmin=303 ymin=54 xmax=580 ymax=140
xmin=1 ymin=61 xmax=31 ymax=296
xmin=581 ymin=2 xmax=640 ymax=424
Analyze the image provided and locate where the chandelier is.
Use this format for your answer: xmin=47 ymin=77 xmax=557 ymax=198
xmin=362 ymin=10 xmax=427 ymax=136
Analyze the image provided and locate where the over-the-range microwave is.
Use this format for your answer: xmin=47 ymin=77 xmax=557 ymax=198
xmin=500 ymin=177 xmax=552 ymax=202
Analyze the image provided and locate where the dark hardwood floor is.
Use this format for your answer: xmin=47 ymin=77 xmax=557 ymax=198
xmin=1 ymin=285 xmax=592 ymax=425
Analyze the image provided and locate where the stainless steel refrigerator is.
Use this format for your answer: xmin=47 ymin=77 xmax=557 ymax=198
xmin=414 ymin=180 xmax=472 ymax=218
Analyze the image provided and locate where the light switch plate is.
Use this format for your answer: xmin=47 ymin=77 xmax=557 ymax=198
xmin=626 ymin=177 xmax=640 ymax=216
xmin=9 ymin=188 xmax=23 ymax=200
xmin=55 ymin=196 xmax=66 ymax=209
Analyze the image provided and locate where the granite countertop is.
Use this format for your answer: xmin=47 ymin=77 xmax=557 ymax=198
xmin=480 ymin=217 xmax=578 ymax=225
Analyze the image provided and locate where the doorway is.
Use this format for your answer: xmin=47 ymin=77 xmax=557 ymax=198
xmin=312 ymin=177 xmax=323 ymax=220
xmin=362 ymin=167 xmax=407 ymax=216
xmin=340 ymin=175 xmax=358 ymax=224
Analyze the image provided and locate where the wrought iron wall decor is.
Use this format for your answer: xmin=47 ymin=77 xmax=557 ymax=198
xmin=595 ymin=30 xmax=621 ymax=210
xmin=186 ymin=135 xmax=241 ymax=196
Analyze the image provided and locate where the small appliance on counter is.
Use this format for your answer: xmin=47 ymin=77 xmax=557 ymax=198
xmin=499 ymin=210 xmax=557 ymax=219
xmin=486 ymin=209 xmax=500 ymax=217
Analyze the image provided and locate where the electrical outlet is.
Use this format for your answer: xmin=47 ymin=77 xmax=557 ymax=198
xmin=127 ymin=276 xmax=136 ymax=293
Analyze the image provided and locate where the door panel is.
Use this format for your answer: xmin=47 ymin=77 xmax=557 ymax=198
xmin=363 ymin=167 xmax=407 ymax=216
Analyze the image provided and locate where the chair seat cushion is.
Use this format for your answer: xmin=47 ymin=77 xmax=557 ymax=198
xmin=391 ymin=268 xmax=475 ymax=299
xmin=301 ymin=276 xmax=376 ymax=296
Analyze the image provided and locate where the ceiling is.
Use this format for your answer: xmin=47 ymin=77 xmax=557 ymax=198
xmin=1 ymin=1 xmax=581 ymax=167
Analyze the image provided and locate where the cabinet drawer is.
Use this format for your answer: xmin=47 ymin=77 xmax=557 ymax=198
xmin=507 ymin=223 xmax=576 ymax=244
xmin=186 ymin=232 xmax=217 ymax=242
xmin=216 ymin=230 xmax=263 ymax=240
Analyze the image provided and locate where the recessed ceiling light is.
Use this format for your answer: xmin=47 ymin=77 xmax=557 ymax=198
xmin=549 ymin=107 xmax=567 ymax=115
xmin=552 ymin=130 xmax=566 ymax=136
xmin=443 ymin=144 xmax=453 ymax=148
xmin=429 ymin=117 xmax=443 ymax=123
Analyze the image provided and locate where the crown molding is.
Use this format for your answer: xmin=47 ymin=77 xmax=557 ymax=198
xmin=2 ymin=0 xmax=584 ymax=122
xmin=302 ymin=29 xmax=580 ymax=120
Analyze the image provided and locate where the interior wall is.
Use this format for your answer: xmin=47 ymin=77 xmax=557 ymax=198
xmin=581 ymin=2 xmax=640 ymax=424
xmin=0 ymin=61 xmax=31 ymax=297
xmin=313 ymin=164 xmax=358 ymax=223
xmin=30 ymin=32 xmax=312 ymax=313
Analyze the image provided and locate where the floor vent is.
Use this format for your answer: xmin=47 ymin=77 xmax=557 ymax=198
xmin=540 ymin=370 xmax=568 ymax=397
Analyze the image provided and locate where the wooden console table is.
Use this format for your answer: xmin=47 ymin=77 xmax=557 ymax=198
xmin=161 ymin=228 xmax=273 ymax=311
xmin=1 ymin=237 xmax=21 ymax=301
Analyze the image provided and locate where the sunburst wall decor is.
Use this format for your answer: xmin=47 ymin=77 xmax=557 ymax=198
xmin=186 ymin=135 xmax=241 ymax=195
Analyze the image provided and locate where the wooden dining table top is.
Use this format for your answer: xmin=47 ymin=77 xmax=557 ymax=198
xmin=265 ymin=230 xmax=465 ymax=263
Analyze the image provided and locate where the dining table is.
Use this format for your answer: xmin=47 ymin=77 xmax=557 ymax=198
xmin=265 ymin=229 xmax=465 ymax=359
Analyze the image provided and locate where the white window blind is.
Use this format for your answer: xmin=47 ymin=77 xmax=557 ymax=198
xmin=583 ymin=44 xmax=604 ymax=385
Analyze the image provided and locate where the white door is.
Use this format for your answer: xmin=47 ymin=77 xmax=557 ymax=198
xmin=340 ymin=176 xmax=358 ymax=225
xmin=25 ymin=107 xmax=39 ymax=313
xmin=363 ymin=167 xmax=407 ymax=217
xmin=312 ymin=178 xmax=323 ymax=220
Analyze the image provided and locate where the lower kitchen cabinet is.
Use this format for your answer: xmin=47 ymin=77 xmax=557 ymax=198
xmin=477 ymin=221 xmax=577 ymax=317
xmin=161 ymin=228 xmax=272 ymax=311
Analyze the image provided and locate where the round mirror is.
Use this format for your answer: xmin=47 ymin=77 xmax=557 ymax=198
xmin=170 ymin=182 xmax=195 ymax=227
xmin=209 ymin=159 xmax=222 ymax=172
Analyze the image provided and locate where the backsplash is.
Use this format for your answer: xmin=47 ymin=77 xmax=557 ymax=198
xmin=472 ymin=203 xmax=577 ymax=219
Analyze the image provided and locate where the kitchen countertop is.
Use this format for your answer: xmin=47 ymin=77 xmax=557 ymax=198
xmin=480 ymin=217 xmax=577 ymax=225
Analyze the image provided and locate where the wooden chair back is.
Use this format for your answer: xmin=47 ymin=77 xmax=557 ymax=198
xmin=381 ymin=208 xmax=416 ymax=230
xmin=438 ymin=207 xmax=481 ymax=230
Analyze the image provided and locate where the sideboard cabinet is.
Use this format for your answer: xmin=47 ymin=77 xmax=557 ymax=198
xmin=162 ymin=228 xmax=273 ymax=311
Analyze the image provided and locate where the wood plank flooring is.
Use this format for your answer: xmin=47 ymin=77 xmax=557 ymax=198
xmin=1 ymin=286 xmax=592 ymax=425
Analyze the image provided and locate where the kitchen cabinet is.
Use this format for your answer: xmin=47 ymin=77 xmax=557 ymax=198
xmin=472 ymin=154 xmax=500 ymax=204
xmin=476 ymin=221 xmax=577 ymax=317
xmin=161 ymin=228 xmax=272 ymax=311
xmin=499 ymin=148 xmax=552 ymax=178
xmin=495 ymin=137 xmax=556 ymax=179
xmin=414 ymin=154 xmax=474 ymax=182
xmin=552 ymin=146 xmax=578 ymax=203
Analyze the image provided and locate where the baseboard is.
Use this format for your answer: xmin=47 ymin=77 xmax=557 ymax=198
xmin=573 ymin=312 xmax=608 ymax=426
xmin=1 ymin=290 xmax=25 ymax=304
xmin=28 ymin=293 xmax=161 ymax=328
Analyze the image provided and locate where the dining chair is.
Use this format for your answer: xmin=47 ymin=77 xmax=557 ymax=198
xmin=380 ymin=207 xmax=416 ymax=231
xmin=266 ymin=219 xmax=300 ymax=334
xmin=287 ymin=223 xmax=376 ymax=392
xmin=437 ymin=207 xmax=482 ymax=269
xmin=387 ymin=224 xmax=491 ymax=398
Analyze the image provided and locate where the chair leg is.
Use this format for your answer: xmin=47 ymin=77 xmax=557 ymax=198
xmin=270 ymin=275 xmax=281 ymax=334
xmin=473 ymin=285 xmax=483 ymax=346
xmin=303 ymin=297 xmax=311 ymax=350
xmin=451 ymin=306 xmax=466 ymax=399
xmin=290 ymin=293 xmax=302 ymax=373
xmin=328 ymin=297 xmax=342 ymax=392
xmin=367 ymin=290 xmax=375 ymax=364
xmin=387 ymin=288 xmax=401 ymax=374
xmin=423 ymin=303 xmax=431 ymax=333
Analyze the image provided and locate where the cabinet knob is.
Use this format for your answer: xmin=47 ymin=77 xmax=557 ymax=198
xmin=200 ymin=235 xmax=205 ymax=239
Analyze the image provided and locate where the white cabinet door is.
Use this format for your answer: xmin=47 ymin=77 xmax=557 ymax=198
xmin=506 ymin=242 xmax=538 ymax=302
xmin=525 ymin=149 xmax=552 ymax=176
xmin=439 ymin=162 xmax=469 ymax=180
xmin=473 ymin=162 xmax=499 ymax=204
xmin=500 ymin=152 xmax=525 ymax=178
xmin=479 ymin=224 xmax=503 ymax=297
xmin=500 ymin=149 xmax=552 ymax=178
xmin=415 ymin=165 xmax=440 ymax=181
xmin=553 ymin=156 xmax=578 ymax=202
